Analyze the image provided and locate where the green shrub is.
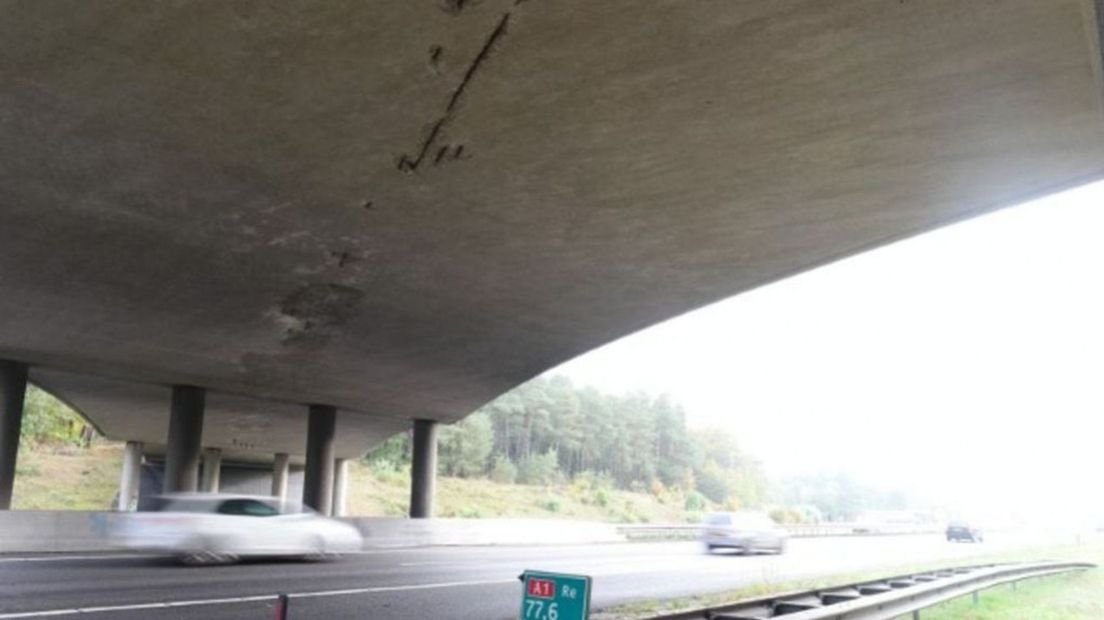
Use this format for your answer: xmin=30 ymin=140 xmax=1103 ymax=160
xmin=20 ymin=386 xmax=95 ymax=449
xmin=684 ymin=490 xmax=707 ymax=512
xmin=517 ymin=450 xmax=560 ymax=485
xmin=490 ymin=456 xmax=517 ymax=484
xmin=592 ymin=488 xmax=610 ymax=507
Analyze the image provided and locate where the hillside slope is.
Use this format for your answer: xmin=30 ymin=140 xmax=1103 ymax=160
xmin=12 ymin=444 xmax=699 ymax=522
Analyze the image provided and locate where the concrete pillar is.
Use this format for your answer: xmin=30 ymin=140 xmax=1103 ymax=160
xmin=271 ymin=452 xmax=290 ymax=500
xmin=332 ymin=458 xmax=349 ymax=517
xmin=302 ymin=405 xmax=336 ymax=515
xmin=0 ymin=361 xmax=28 ymax=510
xmin=201 ymin=447 xmax=221 ymax=493
xmin=163 ymin=385 xmax=205 ymax=493
xmin=409 ymin=419 xmax=438 ymax=519
xmin=117 ymin=441 xmax=143 ymax=511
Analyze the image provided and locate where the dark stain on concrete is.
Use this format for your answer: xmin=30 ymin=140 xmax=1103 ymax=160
xmin=329 ymin=249 xmax=356 ymax=268
xmin=277 ymin=283 xmax=364 ymax=349
xmin=428 ymin=45 xmax=444 ymax=75
xmin=440 ymin=0 xmax=472 ymax=15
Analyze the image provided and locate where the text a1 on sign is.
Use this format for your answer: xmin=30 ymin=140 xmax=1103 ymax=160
xmin=519 ymin=570 xmax=591 ymax=620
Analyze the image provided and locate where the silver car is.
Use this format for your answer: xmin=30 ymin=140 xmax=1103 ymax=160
xmin=702 ymin=511 xmax=787 ymax=554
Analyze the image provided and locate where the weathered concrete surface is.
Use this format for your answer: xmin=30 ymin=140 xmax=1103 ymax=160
xmin=1 ymin=1 xmax=1103 ymax=456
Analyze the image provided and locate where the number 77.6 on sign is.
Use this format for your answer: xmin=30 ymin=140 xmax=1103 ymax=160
xmin=518 ymin=570 xmax=592 ymax=620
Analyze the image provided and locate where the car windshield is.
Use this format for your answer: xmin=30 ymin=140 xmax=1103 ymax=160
xmin=216 ymin=499 xmax=281 ymax=517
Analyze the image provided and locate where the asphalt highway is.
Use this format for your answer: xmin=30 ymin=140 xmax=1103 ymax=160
xmin=0 ymin=533 xmax=1071 ymax=620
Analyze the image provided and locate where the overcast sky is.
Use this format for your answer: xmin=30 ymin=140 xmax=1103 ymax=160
xmin=550 ymin=180 xmax=1104 ymax=520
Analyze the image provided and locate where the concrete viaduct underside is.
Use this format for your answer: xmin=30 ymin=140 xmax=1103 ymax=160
xmin=1 ymin=0 xmax=1103 ymax=515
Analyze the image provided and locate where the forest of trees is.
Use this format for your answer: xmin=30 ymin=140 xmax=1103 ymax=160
xmin=16 ymin=377 xmax=913 ymax=521
xmin=368 ymin=376 xmax=771 ymax=510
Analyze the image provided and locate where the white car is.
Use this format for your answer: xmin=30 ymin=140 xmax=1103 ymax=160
xmin=114 ymin=493 xmax=363 ymax=564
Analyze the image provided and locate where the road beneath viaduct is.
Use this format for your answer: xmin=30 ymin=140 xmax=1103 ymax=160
xmin=0 ymin=533 xmax=1075 ymax=619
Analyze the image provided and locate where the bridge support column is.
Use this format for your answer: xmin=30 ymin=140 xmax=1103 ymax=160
xmin=409 ymin=419 xmax=438 ymax=519
xmin=201 ymin=447 xmax=221 ymax=492
xmin=0 ymin=361 xmax=28 ymax=510
xmin=272 ymin=452 xmax=290 ymax=500
xmin=164 ymin=386 xmax=205 ymax=493
xmin=332 ymin=458 xmax=349 ymax=517
xmin=117 ymin=440 xmax=143 ymax=511
xmin=302 ymin=405 xmax=336 ymax=515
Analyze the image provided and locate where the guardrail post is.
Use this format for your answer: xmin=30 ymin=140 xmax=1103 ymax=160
xmin=274 ymin=593 xmax=289 ymax=620
xmin=972 ymin=591 xmax=979 ymax=605
xmin=912 ymin=611 xmax=920 ymax=620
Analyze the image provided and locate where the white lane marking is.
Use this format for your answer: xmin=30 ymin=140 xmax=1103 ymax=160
xmin=0 ymin=554 xmax=146 ymax=564
xmin=0 ymin=578 xmax=517 ymax=618
xmin=289 ymin=578 xmax=516 ymax=600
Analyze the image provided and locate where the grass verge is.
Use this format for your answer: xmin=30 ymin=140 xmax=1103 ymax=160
xmin=594 ymin=537 xmax=1104 ymax=620
xmin=911 ymin=559 xmax=1104 ymax=620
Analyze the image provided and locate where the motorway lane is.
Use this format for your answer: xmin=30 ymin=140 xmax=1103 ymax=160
xmin=0 ymin=533 xmax=1068 ymax=619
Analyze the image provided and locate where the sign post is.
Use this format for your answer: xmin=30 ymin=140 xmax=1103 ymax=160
xmin=519 ymin=570 xmax=592 ymax=620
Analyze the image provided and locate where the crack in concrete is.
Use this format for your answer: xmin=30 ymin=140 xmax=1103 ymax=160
xmin=397 ymin=10 xmax=513 ymax=173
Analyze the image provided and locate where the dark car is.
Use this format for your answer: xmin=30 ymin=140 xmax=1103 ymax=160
xmin=945 ymin=520 xmax=983 ymax=542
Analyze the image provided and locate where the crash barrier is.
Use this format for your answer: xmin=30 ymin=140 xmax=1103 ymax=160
xmin=644 ymin=561 xmax=1094 ymax=620
xmin=0 ymin=510 xmax=127 ymax=552
xmin=617 ymin=522 xmax=939 ymax=541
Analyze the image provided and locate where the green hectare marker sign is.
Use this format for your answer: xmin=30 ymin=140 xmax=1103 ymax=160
xmin=519 ymin=570 xmax=592 ymax=620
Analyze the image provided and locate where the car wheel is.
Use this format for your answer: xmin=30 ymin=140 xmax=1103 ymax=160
xmin=180 ymin=550 xmax=237 ymax=566
xmin=306 ymin=536 xmax=334 ymax=562
xmin=704 ymin=544 xmax=716 ymax=554
xmin=179 ymin=537 xmax=238 ymax=566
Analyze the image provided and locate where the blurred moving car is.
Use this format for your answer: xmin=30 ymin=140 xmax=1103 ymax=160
xmin=945 ymin=520 xmax=983 ymax=543
xmin=114 ymin=493 xmax=363 ymax=564
xmin=702 ymin=511 xmax=787 ymax=554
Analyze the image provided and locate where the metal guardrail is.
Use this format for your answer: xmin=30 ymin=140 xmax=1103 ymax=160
xmin=644 ymin=561 xmax=1094 ymax=620
xmin=617 ymin=523 xmax=939 ymax=541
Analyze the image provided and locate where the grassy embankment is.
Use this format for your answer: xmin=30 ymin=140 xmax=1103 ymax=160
xmin=13 ymin=442 xmax=693 ymax=523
